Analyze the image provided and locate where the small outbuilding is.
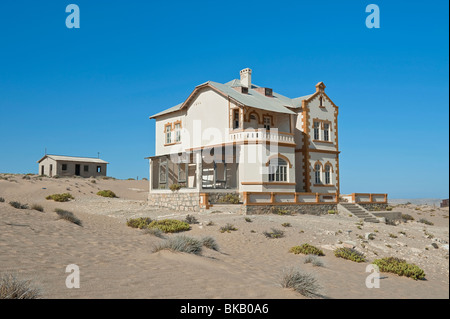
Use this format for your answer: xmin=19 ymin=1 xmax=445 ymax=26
xmin=37 ymin=154 xmax=109 ymax=178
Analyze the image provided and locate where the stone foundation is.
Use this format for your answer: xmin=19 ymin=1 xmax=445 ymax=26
xmin=207 ymin=191 xmax=241 ymax=204
xmin=242 ymin=204 xmax=337 ymax=216
xmin=148 ymin=192 xmax=200 ymax=211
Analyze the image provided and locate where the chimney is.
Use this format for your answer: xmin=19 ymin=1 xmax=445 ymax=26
xmin=240 ymin=68 xmax=252 ymax=88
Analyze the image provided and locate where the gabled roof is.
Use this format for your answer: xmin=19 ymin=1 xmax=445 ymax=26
xmin=37 ymin=155 xmax=109 ymax=164
xmin=149 ymin=79 xmax=315 ymax=119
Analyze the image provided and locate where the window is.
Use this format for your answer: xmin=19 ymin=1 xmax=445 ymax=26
xmin=97 ymin=166 xmax=101 ymax=173
xmin=233 ymin=110 xmax=240 ymax=129
xmin=319 ymin=96 xmax=323 ymax=107
xmin=250 ymin=114 xmax=256 ymax=121
xmin=165 ymin=124 xmax=172 ymax=144
xmin=313 ymin=122 xmax=320 ymax=140
xmin=62 ymin=164 xmax=67 ymax=171
xmin=263 ymin=116 xmax=271 ymax=130
xmin=323 ymin=123 xmax=330 ymax=141
xmin=324 ymin=165 xmax=331 ymax=184
xmin=314 ymin=164 xmax=321 ymax=184
xmin=268 ymin=158 xmax=288 ymax=182
xmin=84 ymin=165 xmax=89 ymax=172
xmin=174 ymin=123 xmax=181 ymax=142
xmin=159 ymin=161 xmax=167 ymax=184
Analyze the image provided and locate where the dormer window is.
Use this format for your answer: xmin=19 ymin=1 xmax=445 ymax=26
xmin=319 ymin=96 xmax=324 ymax=107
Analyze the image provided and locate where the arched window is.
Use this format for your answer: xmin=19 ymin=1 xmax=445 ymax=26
xmin=269 ymin=158 xmax=288 ymax=182
xmin=314 ymin=164 xmax=321 ymax=184
xmin=324 ymin=164 xmax=331 ymax=184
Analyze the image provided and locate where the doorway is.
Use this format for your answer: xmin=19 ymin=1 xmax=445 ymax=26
xmin=49 ymin=164 xmax=53 ymax=177
xmin=75 ymin=164 xmax=81 ymax=176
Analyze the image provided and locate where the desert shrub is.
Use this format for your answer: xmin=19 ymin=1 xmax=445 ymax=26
xmin=218 ymin=194 xmax=240 ymax=204
xmin=386 ymin=206 xmax=393 ymax=211
xmin=328 ymin=210 xmax=337 ymax=214
xmin=153 ymin=235 xmax=202 ymax=255
xmin=9 ymin=201 xmax=28 ymax=209
xmin=127 ymin=217 xmax=153 ymax=229
xmin=46 ymin=193 xmax=74 ymax=202
xmin=401 ymin=214 xmax=415 ymax=221
xmin=280 ymin=267 xmax=322 ymax=298
xmin=0 ymin=197 xmax=4 ymax=202
xmin=90 ymin=180 xmax=96 ymax=184
xmin=31 ymin=204 xmax=44 ymax=212
xmin=96 ymin=190 xmax=117 ymax=198
xmin=184 ymin=214 xmax=199 ymax=224
xmin=244 ymin=217 xmax=252 ymax=222
xmin=418 ymin=218 xmax=434 ymax=226
xmin=389 ymin=233 xmax=398 ymax=238
xmin=169 ymin=184 xmax=182 ymax=192
xmin=372 ymin=257 xmax=425 ymax=280
xmin=22 ymin=175 xmax=31 ymax=180
xmin=290 ymin=244 xmax=324 ymax=256
xmin=303 ymin=255 xmax=324 ymax=267
xmin=54 ymin=209 xmax=82 ymax=226
xmin=142 ymin=227 xmax=165 ymax=238
xmin=281 ymin=223 xmax=291 ymax=227
xmin=149 ymin=219 xmax=190 ymax=233
xmin=219 ymin=223 xmax=238 ymax=233
xmin=127 ymin=178 xmax=135 ymax=180
xmin=0 ymin=274 xmax=41 ymax=299
xmin=334 ymin=247 xmax=366 ymax=263
xmin=206 ymin=221 xmax=215 ymax=226
xmin=263 ymin=228 xmax=285 ymax=239
xmin=201 ymin=236 xmax=219 ymax=251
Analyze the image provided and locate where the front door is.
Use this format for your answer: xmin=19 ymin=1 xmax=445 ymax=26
xmin=75 ymin=164 xmax=81 ymax=176
xmin=49 ymin=164 xmax=53 ymax=177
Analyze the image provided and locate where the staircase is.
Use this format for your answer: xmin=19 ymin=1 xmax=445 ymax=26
xmin=338 ymin=203 xmax=380 ymax=223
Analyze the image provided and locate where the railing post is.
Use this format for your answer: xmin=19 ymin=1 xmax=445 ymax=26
xmin=352 ymin=193 xmax=356 ymax=203
xmin=384 ymin=193 xmax=388 ymax=203
xmin=294 ymin=192 xmax=298 ymax=204
xmin=316 ymin=193 xmax=320 ymax=203
xmin=369 ymin=193 xmax=373 ymax=203
xmin=270 ymin=192 xmax=275 ymax=204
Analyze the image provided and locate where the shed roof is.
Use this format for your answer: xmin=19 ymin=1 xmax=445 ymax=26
xmin=37 ymin=155 xmax=109 ymax=164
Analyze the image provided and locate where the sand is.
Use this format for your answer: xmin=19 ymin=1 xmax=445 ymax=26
xmin=0 ymin=173 xmax=448 ymax=299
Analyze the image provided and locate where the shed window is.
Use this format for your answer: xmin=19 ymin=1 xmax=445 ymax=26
xmin=62 ymin=164 xmax=67 ymax=171
xmin=97 ymin=166 xmax=101 ymax=173
xmin=84 ymin=165 xmax=89 ymax=172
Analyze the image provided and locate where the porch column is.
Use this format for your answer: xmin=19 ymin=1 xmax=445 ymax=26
xmin=196 ymin=151 xmax=203 ymax=191
xmin=148 ymin=158 xmax=153 ymax=192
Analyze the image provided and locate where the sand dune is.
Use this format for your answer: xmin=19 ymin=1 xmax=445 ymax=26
xmin=0 ymin=174 xmax=448 ymax=299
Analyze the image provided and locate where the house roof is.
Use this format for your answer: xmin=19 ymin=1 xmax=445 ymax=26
xmin=149 ymin=78 xmax=315 ymax=119
xmin=37 ymin=155 xmax=109 ymax=164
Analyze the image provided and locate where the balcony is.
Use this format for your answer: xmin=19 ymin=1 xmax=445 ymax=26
xmin=228 ymin=129 xmax=295 ymax=145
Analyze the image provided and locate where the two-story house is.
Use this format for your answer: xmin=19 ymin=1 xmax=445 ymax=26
xmin=146 ymin=68 xmax=353 ymax=212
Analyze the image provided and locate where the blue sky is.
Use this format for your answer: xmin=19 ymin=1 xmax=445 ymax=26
xmin=0 ymin=1 xmax=448 ymax=198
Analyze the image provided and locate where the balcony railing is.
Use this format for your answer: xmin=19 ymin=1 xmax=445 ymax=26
xmin=229 ymin=129 xmax=295 ymax=144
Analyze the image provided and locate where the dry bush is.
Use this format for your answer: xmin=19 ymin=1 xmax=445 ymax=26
xmin=280 ymin=267 xmax=322 ymax=298
xmin=0 ymin=274 xmax=41 ymax=299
